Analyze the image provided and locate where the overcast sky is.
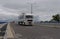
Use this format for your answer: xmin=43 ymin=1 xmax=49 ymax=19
xmin=0 ymin=0 xmax=60 ymax=21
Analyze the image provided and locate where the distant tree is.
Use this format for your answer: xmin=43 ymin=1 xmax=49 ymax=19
xmin=52 ymin=14 xmax=60 ymax=22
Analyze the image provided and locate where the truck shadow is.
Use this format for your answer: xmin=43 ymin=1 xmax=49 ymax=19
xmin=18 ymin=24 xmax=33 ymax=26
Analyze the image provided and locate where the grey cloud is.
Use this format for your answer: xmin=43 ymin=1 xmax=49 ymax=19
xmin=0 ymin=0 xmax=60 ymax=21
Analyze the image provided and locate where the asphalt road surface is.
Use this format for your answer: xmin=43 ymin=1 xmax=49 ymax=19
xmin=11 ymin=23 xmax=60 ymax=39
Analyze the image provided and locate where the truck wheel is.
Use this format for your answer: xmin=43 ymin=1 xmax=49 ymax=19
xmin=18 ymin=22 xmax=20 ymax=25
xmin=18 ymin=22 xmax=22 ymax=25
xmin=23 ymin=22 xmax=25 ymax=26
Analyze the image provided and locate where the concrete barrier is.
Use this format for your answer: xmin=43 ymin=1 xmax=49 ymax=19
xmin=0 ymin=23 xmax=7 ymax=39
xmin=3 ymin=23 xmax=15 ymax=39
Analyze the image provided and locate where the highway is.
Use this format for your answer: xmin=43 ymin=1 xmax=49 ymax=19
xmin=11 ymin=23 xmax=60 ymax=39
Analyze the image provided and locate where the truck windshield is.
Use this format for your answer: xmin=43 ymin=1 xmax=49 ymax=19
xmin=26 ymin=15 xmax=33 ymax=18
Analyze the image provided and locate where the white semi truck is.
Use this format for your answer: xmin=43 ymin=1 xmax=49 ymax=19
xmin=18 ymin=13 xmax=34 ymax=25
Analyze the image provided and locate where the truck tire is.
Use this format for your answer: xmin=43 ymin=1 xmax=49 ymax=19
xmin=23 ymin=22 xmax=25 ymax=26
xmin=18 ymin=22 xmax=20 ymax=25
xmin=18 ymin=22 xmax=23 ymax=25
xmin=18 ymin=21 xmax=25 ymax=25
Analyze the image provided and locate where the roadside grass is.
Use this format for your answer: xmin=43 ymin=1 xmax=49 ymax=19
xmin=45 ymin=26 xmax=60 ymax=29
xmin=39 ymin=25 xmax=60 ymax=29
xmin=51 ymin=26 xmax=60 ymax=29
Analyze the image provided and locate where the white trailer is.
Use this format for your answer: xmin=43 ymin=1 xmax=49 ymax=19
xmin=18 ymin=13 xmax=34 ymax=26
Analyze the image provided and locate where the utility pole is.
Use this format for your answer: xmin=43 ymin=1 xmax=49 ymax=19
xmin=31 ymin=4 xmax=33 ymax=14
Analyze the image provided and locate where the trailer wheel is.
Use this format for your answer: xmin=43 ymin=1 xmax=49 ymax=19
xmin=18 ymin=22 xmax=23 ymax=25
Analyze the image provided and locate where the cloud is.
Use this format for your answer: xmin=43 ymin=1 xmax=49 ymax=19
xmin=0 ymin=5 xmax=19 ymax=22
xmin=0 ymin=0 xmax=60 ymax=21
